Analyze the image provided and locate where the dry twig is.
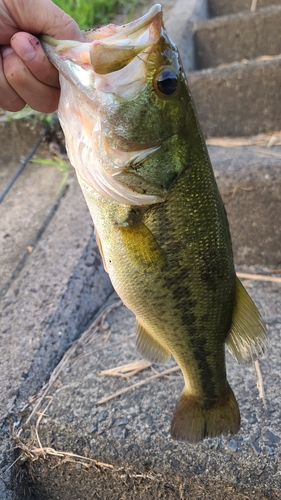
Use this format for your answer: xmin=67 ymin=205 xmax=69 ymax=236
xmin=100 ymin=359 xmax=152 ymax=379
xmin=250 ymin=0 xmax=258 ymax=12
xmin=96 ymin=366 xmax=180 ymax=405
xmin=254 ymin=360 xmax=267 ymax=408
xmin=13 ymin=436 xmax=113 ymax=469
xmin=237 ymin=272 xmax=281 ymax=284
xmin=255 ymin=148 xmax=281 ymax=158
xmin=206 ymin=131 xmax=281 ymax=147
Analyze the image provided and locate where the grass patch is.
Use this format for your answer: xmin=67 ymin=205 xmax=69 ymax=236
xmin=30 ymin=155 xmax=72 ymax=194
xmin=53 ymin=0 xmax=136 ymax=29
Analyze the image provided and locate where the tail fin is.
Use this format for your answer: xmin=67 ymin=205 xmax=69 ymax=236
xmin=171 ymin=384 xmax=240 ymax=443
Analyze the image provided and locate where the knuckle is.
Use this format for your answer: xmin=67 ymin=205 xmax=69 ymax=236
xmin=4 ymin=60 xmax=28 ymax=86
xmin=0 ymin=95 xmax=25 ymax=112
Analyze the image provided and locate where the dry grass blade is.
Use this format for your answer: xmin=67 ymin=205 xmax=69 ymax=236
xmin=254 ymin=360 xmax=267 ymax=408
xmin=237 ymin=272 xmax=281 ymax=284
xmin=206 ymin=137 xmax=251 ymax=147
xmin=96 ymin=366 xmax=180 ymax=405
xmin=71 ymin=333 xmax=136 ymax=368
xmin=250 ymin=0 xmax=258 ymax=11
xmin=35 ymin=397 xmax=53 ymax=455
xmin=26 ymin=300 xmax=122 ymax=424
xmin=100 ymin=359 xmax=152 ymax=379
xmin=5 ymin=453 xmax=24 ymax=472
xmin=255 ymin=148 xmax=281 ymax=158
xmin=14 ymin=436 xmax=114 ymax=469
xmin=206 ymin=132 xmax=281 ymax=147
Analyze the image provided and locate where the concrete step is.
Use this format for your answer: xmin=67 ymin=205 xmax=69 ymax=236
xmin=210 ymin=142 xmax=281 ymax=266
xmin=194 ymin=5 xmax=281 ymax=69
xmin=189 ymin=55 xmax=281 ymax=137
xmin=208 ymin=0 xmax=281 ymax=17
xmin=189 ymin=1 xmax=281 ymax=136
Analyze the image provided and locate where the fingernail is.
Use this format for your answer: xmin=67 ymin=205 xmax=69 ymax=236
xmin=11 ymin=35 xmax=39 ymax=63
xmin=1 ymin=46 xmax=14 ymax=58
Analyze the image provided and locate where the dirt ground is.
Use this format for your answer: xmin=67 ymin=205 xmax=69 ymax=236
xmin=15 ymin=457 xmax=280 ymax=500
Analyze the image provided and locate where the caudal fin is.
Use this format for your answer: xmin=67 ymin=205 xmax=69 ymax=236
xmin=171 ymin=384 xmax=240 ymax=443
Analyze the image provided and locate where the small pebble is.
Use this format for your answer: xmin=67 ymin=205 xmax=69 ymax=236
xmin=264 ymin=430 xmax=280 ymax=444
xmin=265 ymin=446 xmax=275 ymax=456
xmin=98 ymin=410 xmax=108 ymax=422
xmin=228 ymin=439 xmax=238 ymax=452
xmin=251 ymin=441 xmax=261 ymax=456
xmin=112 ymin=426 xmax=128 ymax=438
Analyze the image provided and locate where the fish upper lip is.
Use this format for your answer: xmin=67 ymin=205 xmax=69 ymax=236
xmin=90 ymin=3 xmax=162 ymax=44
xmin=41 ymin=4 xmax=163 ymax=74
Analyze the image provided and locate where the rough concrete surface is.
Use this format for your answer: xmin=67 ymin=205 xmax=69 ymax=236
xmin=0 ymin=124 xmax=62 ymax=295
xmin=0 ymin=125 xmax=112 ymax=499
xmin=10 ymin=282 xmax=281 ymax=499
xmin=208 ymin=0 xmax=281 ymax=17
xmin=189 ymin=56 xmax=281 ymax=137
xmin=209 ymin=144 xmax=281 ymax=266
xmin=194 ymin=6 xmax=281 ymax=69
xmin=189 ymin=1 xmax=281 ymax=137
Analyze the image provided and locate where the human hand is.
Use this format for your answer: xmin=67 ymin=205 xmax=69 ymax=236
xmin=0 ymin=0 xmax=83 ymax=112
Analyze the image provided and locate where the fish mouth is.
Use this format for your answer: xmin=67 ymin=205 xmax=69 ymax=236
xmin=41 ymin=5 xmax=166 ymax=206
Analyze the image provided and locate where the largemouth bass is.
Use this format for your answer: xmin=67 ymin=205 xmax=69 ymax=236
xmin=42 ymin=4 xmax=267 ymax=443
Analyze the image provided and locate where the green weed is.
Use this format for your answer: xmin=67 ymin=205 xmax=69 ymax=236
xmin=30 ymin=156 xmax=72 ymax=194
xmin=53 ymin=0 xmax=136 ymax=29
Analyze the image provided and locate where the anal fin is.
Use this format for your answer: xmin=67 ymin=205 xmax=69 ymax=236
xmin=136 ymin=320 xmax=170 ymax=364
xmin=226 ymin=277 xmax=268 ymax=365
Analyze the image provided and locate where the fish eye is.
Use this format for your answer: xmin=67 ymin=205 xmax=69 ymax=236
xmin=156 ymin=69 xmax=178 ymax=96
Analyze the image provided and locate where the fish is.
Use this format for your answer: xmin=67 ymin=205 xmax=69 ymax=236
xmin=41 ymin=3 xmax=267 ymax=443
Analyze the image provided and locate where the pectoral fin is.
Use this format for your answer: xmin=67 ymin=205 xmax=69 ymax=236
xmin=226 ymin=277 xmax=268 ymax=365
xmin=119 ymin=211 xmax=165 ymax=271
xmin=136 ymin=320 xmax=170 ymax=364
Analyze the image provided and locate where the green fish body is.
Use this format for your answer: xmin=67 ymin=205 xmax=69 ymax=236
xmin=42 ymin=4 xmax=267 ymax=443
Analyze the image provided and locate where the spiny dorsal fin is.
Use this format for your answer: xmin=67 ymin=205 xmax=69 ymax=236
xmin=136 ymin=320 xmax=170 ymax=364
xmin=226 ymin=277 xmax=268 ymax=365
